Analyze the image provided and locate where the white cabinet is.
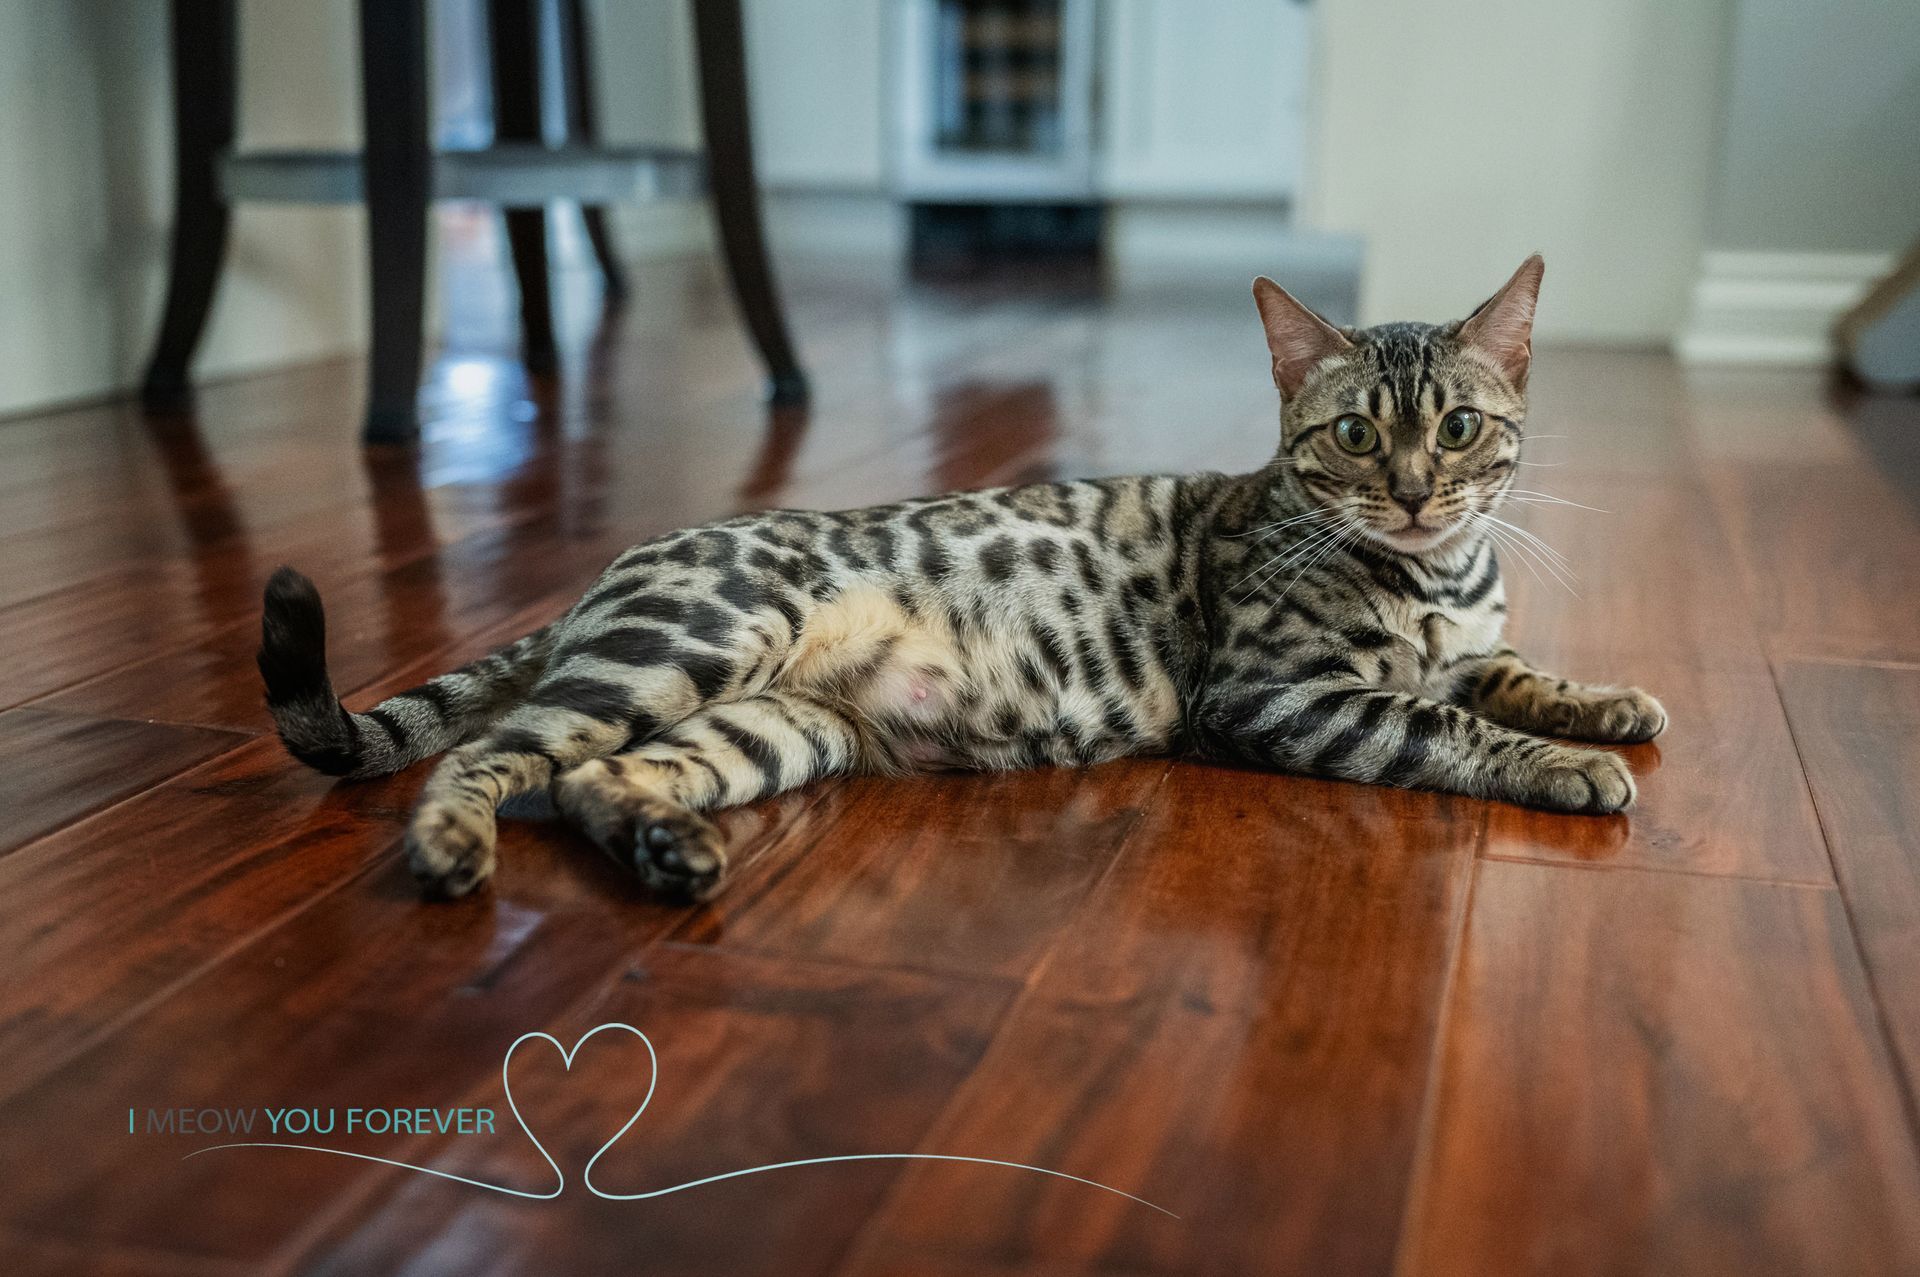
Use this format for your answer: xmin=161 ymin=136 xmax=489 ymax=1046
xmin=733 ymin=0 xmax=1312 ymax=203
xmin=1096 ymin=0 xmax=1312 ymax=201
xmin=890 ymin=0 xmax=1100 ymax=200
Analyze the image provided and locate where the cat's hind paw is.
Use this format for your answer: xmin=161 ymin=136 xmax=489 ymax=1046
xmin=612 ymin=805 xmax=728 ymax=902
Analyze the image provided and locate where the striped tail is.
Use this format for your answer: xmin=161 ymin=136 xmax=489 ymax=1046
xmin=257 ymin=567 xmax=555 ymax=780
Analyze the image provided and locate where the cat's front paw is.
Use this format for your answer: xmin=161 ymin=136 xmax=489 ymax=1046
xmin=1571 ymin=688 xmax=1668 ymax=744
xmin=1521 ymin=747 xmax=1637 ymax=815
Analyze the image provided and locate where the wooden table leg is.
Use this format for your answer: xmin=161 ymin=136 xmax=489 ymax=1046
xmin=560 ymin=0 xmax=630 ymax=301
xmin=142 ymin=0 xmax=238 ymax=413
xmin=358 ymin=0 xmax=433 ymax=443
xmin=489 ymin=0 xmax=559 ymax=375
xmin=691 ymin=0 xmax=809 ymax=405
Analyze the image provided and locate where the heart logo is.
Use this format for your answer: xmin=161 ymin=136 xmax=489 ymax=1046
xmin=499 ymin=1022 xmax=656 ymax=1200
xmin=182 ymin=1023 xmax=1175 ymax=1214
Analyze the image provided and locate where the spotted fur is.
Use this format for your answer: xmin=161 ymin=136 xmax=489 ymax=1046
xmin=260 ymin=254 xmax=1666 ymax=900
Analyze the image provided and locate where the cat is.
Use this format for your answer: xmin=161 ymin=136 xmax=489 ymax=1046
xmin=259 ymin=254 xmax=1666 ymax=902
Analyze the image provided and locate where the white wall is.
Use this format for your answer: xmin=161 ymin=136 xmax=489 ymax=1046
xmin=1709 ymin=0 xmax=1920 ymax=256
xmin=0 ymin=0 xmax=368 ymax=418
xmin=1674 ymin=0 xmax=1919 ymax=365
xmin=591 ymin=0 xmax=700 ymax=150
xmin=1303 ymin=0 xmax=1734 ymax=342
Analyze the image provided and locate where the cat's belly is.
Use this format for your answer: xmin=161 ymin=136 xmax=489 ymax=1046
xmin=913 ymin=677 xmax=1178 ymax=770
xmin=775 ymin=582 xmax=1180 ymax=771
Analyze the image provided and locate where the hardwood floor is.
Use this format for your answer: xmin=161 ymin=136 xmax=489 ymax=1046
xmin=1 ymin=246 xmax=1918 ymax=1275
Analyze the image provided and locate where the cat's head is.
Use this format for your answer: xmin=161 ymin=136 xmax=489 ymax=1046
xmin=1252 ymin=255 xmax=1542 ymax=556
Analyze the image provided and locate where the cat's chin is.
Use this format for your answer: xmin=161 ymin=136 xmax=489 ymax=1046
xmin=1363 ymin=520 xmax=1463 ymax=556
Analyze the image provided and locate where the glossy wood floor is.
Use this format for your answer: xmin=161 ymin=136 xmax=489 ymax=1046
xmin=3 ymin=239 xmax=1919 ymax=1276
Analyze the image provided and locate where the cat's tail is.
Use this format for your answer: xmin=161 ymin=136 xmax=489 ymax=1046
xmin=257 ymin=567 xmax=556 ymax=780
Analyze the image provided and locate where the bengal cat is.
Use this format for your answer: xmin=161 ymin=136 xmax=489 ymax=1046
xmin=259 ymin=254 xmax=1666 ymax=901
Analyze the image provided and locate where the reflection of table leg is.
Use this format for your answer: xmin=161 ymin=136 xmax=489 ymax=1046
xmin=737 ymin=405 xmax=813 ymax=509
xmin=144 ymin=413 xmax=252 ymax=622
xmin=363 ymin=445 xmax=447 ymax=650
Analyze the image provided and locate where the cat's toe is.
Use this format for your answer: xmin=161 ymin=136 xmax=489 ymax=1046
xmin=1631 ymin=691 xmax=1669 ymax=740
xmin=1595 ymin=689 xmax=1667 ymax=743
xmin=1530 ymin=748 xmax=1636 ymax=815
xmin=624 ymin=810 xmax=727 ymax=902
xmin=1568 ymin=688 xmax=1667 ymax=743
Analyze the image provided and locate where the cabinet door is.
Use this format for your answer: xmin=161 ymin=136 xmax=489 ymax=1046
xmin=743 ymin=0 xmax=887 ymax=188
xmin=1097 ymin=0 xmax=1312 ymax=201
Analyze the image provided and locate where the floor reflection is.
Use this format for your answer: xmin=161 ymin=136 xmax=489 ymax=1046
xmin=922 ymin=380 xmax=1064 ymax=495
xmin=139 ymin=411 xmax=252 ymax=621
xmin=1833 ymin=377 xmax=1920 ymax=515
xmin=735 ymin=403 xmax=812 ymax=510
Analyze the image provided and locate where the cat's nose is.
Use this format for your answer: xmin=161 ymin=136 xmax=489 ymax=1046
xmin=1390 ymin=485 xmax=1432 ymax=516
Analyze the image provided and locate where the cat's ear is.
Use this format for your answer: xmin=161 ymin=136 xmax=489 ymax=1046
xmin=1457 ymin=254 xmax=1544 ymax=388
xmin=1252 ymin=277 xmax=1353 ymax=397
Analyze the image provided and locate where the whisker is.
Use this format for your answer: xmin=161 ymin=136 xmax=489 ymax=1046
xmin=1229 ymin=519 xmax=1346 ymax=591
xmin=1230 ymin=518 xmax=1348 ymax=594
xmin=1242 ymin=514 xmax=1361 ymax=597
xmin=1504 ymin=495 xmax=1612 ymax=515
xmin=1472 ymin=518 xmax=1547 ymax=590
xmin=1471 ymin=511 xmax=1583 ymax=596
xmin=1516 ymin=543 xmax=1578 ymax=595
xmin=1478 ymin=512 xmax=1576 ymax=571
xmin=1225 ymin=508 xmax=1340 ymax=538
xmin=1268 ymin=521 xmax=1366 ymax=616
xmin=1241 ymin=520 xmax=1353 ymax=596
xmin=1502 ymin=489 xmax=1611 ymax=514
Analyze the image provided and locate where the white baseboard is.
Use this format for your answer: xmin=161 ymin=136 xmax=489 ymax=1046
xmin=1676 ymin=250 xmax=1894 ymax=366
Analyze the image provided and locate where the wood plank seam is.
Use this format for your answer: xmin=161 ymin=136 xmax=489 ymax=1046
xmin=0 ymin=724 xmax=254 ymax=862
xmin=1008 ymin=760 xmax=1177 ymax=991
xmin=1476 ymin=852 xmax=1843 ymax=890
xmin=0 ymin=755 xmax=840 ymax=1111
xmin=1387 ymin=818 xmax=1485 ymax=1277
xmin=1768 ymin=654 xmax=1920 ymax=1151
xmin=0 ymin=1227 xmax=262 ymax=1277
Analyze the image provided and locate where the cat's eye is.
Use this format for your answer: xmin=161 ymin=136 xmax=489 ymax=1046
xmin=1333 ymin=415 xmax=1378 ymax=454
xmin=1438 ymin=408 xmax=1482 ymax=449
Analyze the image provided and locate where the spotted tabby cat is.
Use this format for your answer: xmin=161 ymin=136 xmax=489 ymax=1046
xmin=260 ymin=254 xmax=1665 ymax=901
